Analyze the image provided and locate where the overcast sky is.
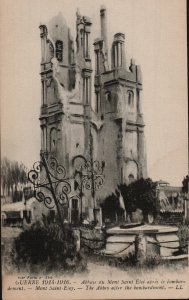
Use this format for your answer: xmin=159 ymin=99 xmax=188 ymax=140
xmin=1 ymin=0 xmax=188 ymax=186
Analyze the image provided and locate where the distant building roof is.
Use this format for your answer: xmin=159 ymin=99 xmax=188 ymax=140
xmin=2 ymin=197 xmax=36 ymax=212
xmin=158 ymin=185 xmax=182 ymax=196
xmin=157 ymin=180 xmax=170 ymax=186
xmin=163 ymin=185 xmax=182 ymax=192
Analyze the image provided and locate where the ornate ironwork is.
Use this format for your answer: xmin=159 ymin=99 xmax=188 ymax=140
xmin=28 ymin=152 xmax=105 ymax=226
xmin=73 ymin=155 xmax=105 ymax=204
xmin=75 ymin=160 xmax=104 ymax=192
xmin=28 ymin=153 xmax=71 ymax=210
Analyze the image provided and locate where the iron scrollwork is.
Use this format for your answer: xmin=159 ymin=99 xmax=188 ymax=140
xmin=73 ymin=156 xmax=105 ymax=194
xmin=28 ymin=154 xmax=71 ymax=209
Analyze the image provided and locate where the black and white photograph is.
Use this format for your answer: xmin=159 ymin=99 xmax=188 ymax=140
xmin=1 ymin=0 xmax=188 ymax=299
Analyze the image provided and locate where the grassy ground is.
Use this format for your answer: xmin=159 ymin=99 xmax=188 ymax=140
xmin=81 ymin=223 xmax=188 ymax=275
xmin=1 ymin=223 xmax=188 ymax=275
xmin=81 ymin=244 xmax=188 ymax=276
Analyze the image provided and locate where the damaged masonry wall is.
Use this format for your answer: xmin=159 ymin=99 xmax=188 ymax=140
xmin=39 ymin=7 xmax=147 ymax=223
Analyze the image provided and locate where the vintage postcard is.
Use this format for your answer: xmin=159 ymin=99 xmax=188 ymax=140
xmin=1 ymin=0 xmax=188 ymax=299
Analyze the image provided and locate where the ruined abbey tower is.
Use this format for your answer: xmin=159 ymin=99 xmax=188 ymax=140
xmin=39 ymin=7 xmax=147 ymax=222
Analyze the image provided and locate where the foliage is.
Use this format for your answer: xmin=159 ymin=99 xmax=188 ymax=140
xmin=134 ymin=178 xmax=157 ymax=216
xmin=118 ymin=178 xmax=158 ymax=221
xmin=11 ymin=215 xmax=86 ymax=273
xmin=182 ymin=175 xmax=189 ymax=194
xmin=100 ymin=192 xmax=124 ymax=220
xmin=1 ymin=157 xmax=28 ymax=199
xmin=118 ymin=183 xmax=137 ymax=216
xmin=100 ymin=178 xmax=157 ymax=223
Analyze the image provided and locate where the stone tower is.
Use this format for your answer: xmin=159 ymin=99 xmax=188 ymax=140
xmin=39 ymin=7 xmax=147 ymax=222
xmin=92 ymin=7 xmax=147 ymax=198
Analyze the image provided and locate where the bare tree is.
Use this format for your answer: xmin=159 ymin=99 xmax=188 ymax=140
xmin=1 ymin=157 xmax=28 ymax=201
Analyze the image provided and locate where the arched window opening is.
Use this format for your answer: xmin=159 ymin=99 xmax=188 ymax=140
xmin=128 ymin=174 xmax=135 ymax=183
xmin=96 ymin=91 xmax=99 ymax=113
xmin=72 ymin=198 xmax=79 ymax=210
xmin=106 ymin=92 xmax=111 ymax=103
xmin=50 ymin=128 xmax=57 ymax=152
xmin=128 ymin=91 xmax=134 ymax=107
xmin=80 ymin=29 xmax=83 ymax=47
xmin=55 ymin=40 xmax=63 ymax=62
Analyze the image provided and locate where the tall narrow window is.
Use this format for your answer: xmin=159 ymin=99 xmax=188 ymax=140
xmin=44 ymin=127 xmax=47 ymax=150
xmin=41 ymin=80 xmax=47 ymax=106
xmin=85 ymin=77 xmax=89 ymax=104
xmin=119 ymin=43 xmax=122 ymax=67
xmin=128 ymin=91 xmax=134 ymax=107
xmin=71 ymin=49 xmax=74 ymax=64
xmin=41 ymin=81 xmax=45 ymax=105
xmin=106 ymin=92 xmax=111 ymax=102
xmin=114 ymin=43 xmax=119 ymax=67
xmin=72 ymin=198 xmax=78 ymax=210
xmin=80 ymin=29 xmax=83 ymax=47
xmin=85 ymin=33 xmax=89 ymax=58
xmin=96 ymin=92 xmax=99 ymax=113
xmin=117 ymin=44 xmax=119 ymax=67
xmin=55 ymin=40 xmax=63 ymax=62
xmin=50 ymin=128 xmax=57 ymax=152
xmin=136 ymin=89 xmax=140 ymax=113
xmin=41 ymin=127 xmax=47 ymax=151
xmin=41 ymin=128 xmax=44 ymax=150
xmin=121 ymin=167 xmax=123 ymax=183
xmin=96 ymin=51 xmax=100 ymax=74
xmin=114 ymin=44 xmax=117 ymax=67
xmin=117 ymin=43 xmax=121 ymax=67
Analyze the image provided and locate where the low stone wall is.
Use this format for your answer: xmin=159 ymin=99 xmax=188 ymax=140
xmin=80 ymin=227 xmax=106 ymax=250
xmin=156 ymin=212 xmax=184 ymax=226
